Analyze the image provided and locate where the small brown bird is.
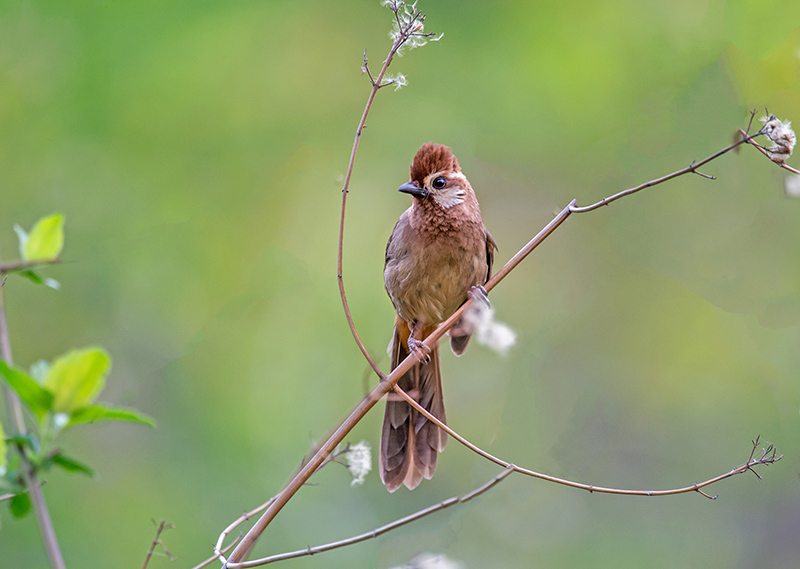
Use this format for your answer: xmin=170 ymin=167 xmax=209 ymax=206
xmin=380 ymin=143 xmax=496 ymax=492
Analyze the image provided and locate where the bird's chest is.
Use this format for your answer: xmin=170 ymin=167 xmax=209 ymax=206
xmin=385 ymin=224 xmax=485 ymax=325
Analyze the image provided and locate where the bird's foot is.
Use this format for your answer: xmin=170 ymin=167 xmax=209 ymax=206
xmin=408 ymin=337 xmax=432 ymax=363
xmin=468 ymin=285 xmax=491 ymax=308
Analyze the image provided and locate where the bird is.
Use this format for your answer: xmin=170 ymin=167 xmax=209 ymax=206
xmin=380 ymin=142 xmax=496 ymax=492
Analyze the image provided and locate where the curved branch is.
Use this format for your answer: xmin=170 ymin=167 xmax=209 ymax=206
xmin=391 ymin=385 xmax=781 ymax=498
xmin=228 ymin=468 xmax=514 ymax=568
xmin=738 ymin=128 xmax=800 ymax=174
xmin=336 ymin=10 xmax=432 ymax=380
xmin=221 ymin=118 xmax=782 ymax=563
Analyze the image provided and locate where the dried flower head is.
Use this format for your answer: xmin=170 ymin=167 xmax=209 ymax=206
xmin=384 ymin=0 xmax=442 ymax=56
xmin=383 ymin=72 xmax=408 ymax=91
xmin=760 ymin=114 xmax=796 ymax=163
xmin=460 ymin=294 xmax=517 ymax=355
xmin=346 ymin=441 xmax=372 ymax=487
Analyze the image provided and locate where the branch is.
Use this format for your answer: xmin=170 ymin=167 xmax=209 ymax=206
xmin=215 ymin=497 xmax=276 ymax=563
xmin=569 ymin=126 xmax=766 ymax=213
xmin=739 ymin=128 xmax=800 ymax=174
xmin=336 ymin=10 xmax=431 ymax=380
xmin=226 ymin=468 xmax=513 ymax=568
xmin=193 ymin=535 xmax=241 ymax=569
xmin=225 ymin=98 xmax=784 ymax=569
xmin=0 ymin=255 xmax=66 ymax=569
xmin=0 ymin=258 xmax=61 ymax=275
xmin=337 ymin=0 xmax=440 ymax=380
xmin=391 ymin=385 xmax=781 ymax=498
xmin=142 ymin=519 xmax=176 ymax=569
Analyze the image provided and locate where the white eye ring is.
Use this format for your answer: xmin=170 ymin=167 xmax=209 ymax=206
xmin=432 ymin=176 xmax=446 ymax=189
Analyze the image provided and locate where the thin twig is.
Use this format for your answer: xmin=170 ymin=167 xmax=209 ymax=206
xmin=336 ymin=20 xmax=422 ymax=380
xmin=334 ymin=0 xmax=442 ymax=381
xmin=0 ymin=258 xmax=61 ymax=274
xmin=570 ymin=127 xmax=766 ymax=213
xmin=739 ymin=128 xmax=800 ymax=174
xmin=142 ymin=519 xmax=176 ymax=569
xmin=192 ymin=535 xmax=241 ymax=569
xmin=227 ymin=468 xmax=514 ymax=568
xmin=0 ymin=252 xmax=66 ymax=569
xmin=391 ymin=384 xmax=780 ymax=497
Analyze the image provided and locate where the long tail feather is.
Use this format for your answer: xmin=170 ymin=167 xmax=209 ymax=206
xmin=379 ymin=322 xmax=446 ymax=491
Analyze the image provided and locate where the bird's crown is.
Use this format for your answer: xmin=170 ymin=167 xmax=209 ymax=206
xmin=410 ymin=143 xmax=461 ymax=186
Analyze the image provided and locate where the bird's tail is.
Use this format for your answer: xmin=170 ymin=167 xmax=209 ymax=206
xmin=380 ymin=319 xmax=447 ymax=492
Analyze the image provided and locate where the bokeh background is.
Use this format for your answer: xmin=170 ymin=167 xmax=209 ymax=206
xmin=1 ymin=1 xmax=799 ymax=567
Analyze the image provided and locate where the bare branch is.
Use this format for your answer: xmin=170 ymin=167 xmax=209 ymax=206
xmin=192 ymin=535 xmax=241 ymax=569
xmin=336 ymin=0 xmax=441 ymax=383
xmin=569 ymin=127 xmax=765 ymax=213
xmin=739 ymin=128 xmax=800 ymax=174
xmin=142 ymin=519 xmax=176 ymax=569
xmin=391 ymin=385 xmax=781 ymax=498
xmin=215 ymin=498 xmax=277 ymax=563
xmin=0 ymin=252 xmax=66 ymax=569
xmin=0 ymin=258 xmax=61 ymax=275
xmin=221 ymin=468 xmax=513 ymax=568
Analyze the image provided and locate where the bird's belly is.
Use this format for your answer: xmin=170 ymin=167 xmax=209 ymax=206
xmin=385 ymin=241 xmax=484 ymax=326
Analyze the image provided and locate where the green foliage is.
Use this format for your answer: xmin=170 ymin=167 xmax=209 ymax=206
xmin=0 ymin=361 xmax=54 ymax=422
xmin=7 ymin=213 xmax=65 ymax=289
xmin=1 ymin=344 xmax=155 ymax=519
xmin=9 ymin=493 xmax=31 ymax=519
xmin=45 ymin=451 xmax=95 ymax=478
xmin=44 ymin=348 xmax=110 ymax=414
xmin=20 ymin=214 xmax=65 ymax=262
xmin=1 ymin=216 xmax=154 ymax=527
xmin=68 ymin=404 xmax=156 ymax=428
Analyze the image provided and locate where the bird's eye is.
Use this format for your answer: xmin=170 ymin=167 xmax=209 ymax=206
xmin=432 ymin=177 xmax=446 ymax=189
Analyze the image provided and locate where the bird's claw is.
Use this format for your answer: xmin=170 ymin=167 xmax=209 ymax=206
xmin=468 ymin=285 xmax=490 ymax=308
xmin=408 ymin=337 xmax=432 ymax=363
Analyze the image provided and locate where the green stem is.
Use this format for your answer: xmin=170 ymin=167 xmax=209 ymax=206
xmin=0 ymin=255 xmax=66 ymax=569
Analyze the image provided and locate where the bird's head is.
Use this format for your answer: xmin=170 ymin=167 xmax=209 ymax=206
xmin=399 ymin=143 xmax=469 ymax=209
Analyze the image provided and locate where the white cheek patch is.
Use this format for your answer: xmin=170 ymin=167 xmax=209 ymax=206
xmin=425 ymin=171 xmax=467 ymax=209
xmin=434 ymin=186 xmax=466 ymax=208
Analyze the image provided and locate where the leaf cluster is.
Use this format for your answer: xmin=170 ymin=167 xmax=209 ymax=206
xmin=1 ymin=215 xmax=155 ymax=523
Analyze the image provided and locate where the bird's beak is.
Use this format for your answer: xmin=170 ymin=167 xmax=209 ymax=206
xmin=398 ymin=182 xmax=429 ymax=199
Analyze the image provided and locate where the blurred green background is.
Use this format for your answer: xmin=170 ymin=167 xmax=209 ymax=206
xmin=1 ymin=0 xmax=799 ymax=567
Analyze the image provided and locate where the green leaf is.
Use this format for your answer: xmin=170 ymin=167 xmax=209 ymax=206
xmin=23 ymin=213 xmax=65 ymax=262
xmin=14 ymin=270 xmax=61 ymax=290
xmin=45 ymin=348 xmax=110 ymax=413
xmin=6 ymin=434 xmax=40 ymax=455
xmin=16 ymin=269 xmax=43 ymax=285
xmin=50 ymin=451 xmax=95 ymax=477
xmin=9 ymin=492 xmax=31 ymax=518
xmin=0 ymin=360 xmax=54 ymax=421
xmin=68 ymin=403 xmax=156 ymax=428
